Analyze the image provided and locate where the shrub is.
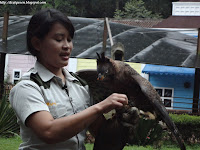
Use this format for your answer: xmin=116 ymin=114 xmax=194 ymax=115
xmin=169 ymin=113 xmax=200 ymax=144
xmin=169 ymin=113 xmax=200 ymax=125
xmin=0 ymin=94 xmax=19 ymax=137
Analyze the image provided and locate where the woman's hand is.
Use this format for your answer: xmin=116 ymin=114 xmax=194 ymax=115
xmin=88 ymin=93 xmax=128 ymax=137
xmin=97 ymin=93 xmax=128 ymax=114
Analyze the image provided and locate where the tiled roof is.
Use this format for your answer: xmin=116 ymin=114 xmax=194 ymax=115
xmin=110 ymin=19 xmax=162 ymax=28
xmin=153 ymin=16 xmax=200 ymax=28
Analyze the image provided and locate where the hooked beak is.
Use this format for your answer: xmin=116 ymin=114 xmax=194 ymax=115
xmin=97 ymin=73 xmax=105 ymax=81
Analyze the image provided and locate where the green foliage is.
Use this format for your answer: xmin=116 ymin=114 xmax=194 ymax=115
xmin=130 ymin=118 xmax=164 ymax=147
xmin=169 ymin=113 xmax=200 ymax=125
xmin=0 ymin=0 xmax=33 ymax=16
xmin=143 ymin=0 xmax=173 ymax=19
xmin=1 ymin=138 xmax=200 ymax=150
xmin=114 ymin=9 xmax=125 ymax=19
xmin=41 ymin=0 xmax=78 ymax=16
xmin=0 ymin=94 xmax=19 ymax=137
xmin=0 ymin=135 xmax=21 ymax=150
xmin=114 ymin=0 xmax=161 ymax=19
xmin=0 ymin=0 xmax=173 ymax=18
xmin=169 ymin=113 xmax=200 ymax=144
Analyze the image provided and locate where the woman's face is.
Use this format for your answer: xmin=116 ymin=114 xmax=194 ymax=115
xmin=36 ymin=22 xmax=73 ymax=73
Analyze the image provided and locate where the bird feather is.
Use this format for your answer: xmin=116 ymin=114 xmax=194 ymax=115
xmin=76 ymin=53 xmax=186 ymax=150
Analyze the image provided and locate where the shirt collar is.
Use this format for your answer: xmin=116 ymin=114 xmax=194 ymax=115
xmin=34 ymin=61 xmax=56 ymax=82
xmin=34 ymin=61 xmax=78 ymax=83
xmin=62 ymin=68 xmax=79 ymax=82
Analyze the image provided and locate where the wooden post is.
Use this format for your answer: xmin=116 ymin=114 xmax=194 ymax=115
xmin=102 ymin=17 xmax=114 ymax=54
xmin=102 ymin=17 xmax=125 ymax=61
xmin=105 ymin=18 xmax=113 ymax=47
xmin=0 ymin=11 xmax=9 ymax=99
xmin=102 ymin=18 xmax=108 ymax=53
xmin=192 ymin=28 xmax=200 ymax=114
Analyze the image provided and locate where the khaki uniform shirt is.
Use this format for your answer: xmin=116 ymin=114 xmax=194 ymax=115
xmin=9 ymin=61 xmax=92 ymax=150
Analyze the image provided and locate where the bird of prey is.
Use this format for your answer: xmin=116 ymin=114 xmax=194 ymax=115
xmin=76 ymin=52 xmax=186 ymax=150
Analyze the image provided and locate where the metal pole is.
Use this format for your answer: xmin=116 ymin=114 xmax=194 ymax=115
xmin=193 ymin=68 xmax=200 ymax=114
xmin=192 ymin=28 xmax=200 ymax=114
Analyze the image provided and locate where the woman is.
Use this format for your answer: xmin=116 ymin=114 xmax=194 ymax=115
xmin=9 ymin=9 xmax=128 ymax=150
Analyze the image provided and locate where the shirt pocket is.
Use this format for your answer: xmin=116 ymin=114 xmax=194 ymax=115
xmin=55 ymin=105 xmax=68 ymax=118
xmin=47 ymin=104 xmax=58 ymax=119
xmin=73 ymin=97 xmax=90 ymax=114
xmin=48 ymin=104 xmax=70 ymax=119
xmin=45 ymin=99 xmax=66 ymax=119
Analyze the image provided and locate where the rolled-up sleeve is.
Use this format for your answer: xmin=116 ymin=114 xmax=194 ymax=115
xmin=9 ymin=80 xmax=49 ymax=126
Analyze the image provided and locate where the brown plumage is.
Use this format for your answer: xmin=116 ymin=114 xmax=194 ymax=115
xmin=76 ymin=52 xmax=186 ymax=150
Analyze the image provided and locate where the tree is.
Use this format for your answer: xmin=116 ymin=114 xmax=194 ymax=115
xmin=0 ymin=0 xmax=32 ymax=16
xmin=143 ymin=0 xmax=177 ymax=19
xmin=82 ymin=0 xmax=119 ymax=18
xmin=114 ymin=0 xmax=161 ymax=19
xmin=0 ymin=0 xmax=172 ymax=18
xmin=41 ymin=0 xmax=78 ymax=16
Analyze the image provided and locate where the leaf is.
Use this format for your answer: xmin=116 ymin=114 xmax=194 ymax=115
xmin=0 ymin=94 xmax=19 ymax=136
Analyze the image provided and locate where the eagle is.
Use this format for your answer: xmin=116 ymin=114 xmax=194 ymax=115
xmin=76 ymin=52 xmax=186 ymax=150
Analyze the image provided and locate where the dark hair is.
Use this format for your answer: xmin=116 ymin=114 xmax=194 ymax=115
xmin=27 ymin=8 xmax=75 ymax=56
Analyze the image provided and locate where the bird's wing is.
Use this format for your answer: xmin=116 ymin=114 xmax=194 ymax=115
xmin=76 ymin=69 xmax=113 ymax=104
xmin=76 ymin=68 xmax=185 ymax=150
xmin=130 ymin=74 xmax=185 ymax=150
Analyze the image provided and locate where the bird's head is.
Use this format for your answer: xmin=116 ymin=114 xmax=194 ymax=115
xmin=96 ymin=52 xmax=115 ymax=81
